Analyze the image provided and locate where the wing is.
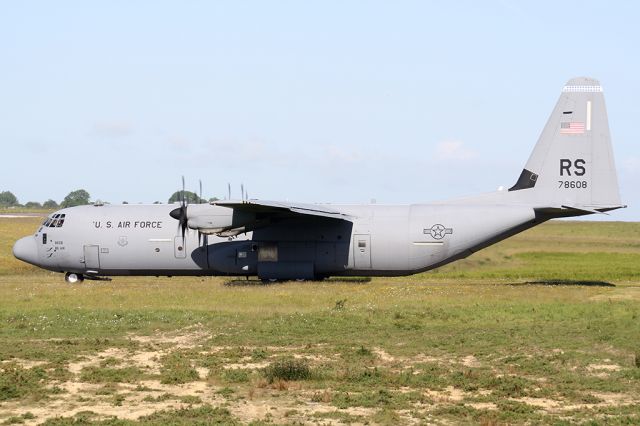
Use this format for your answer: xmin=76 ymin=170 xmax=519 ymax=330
xmin=185 ymin=200 xmax=352 ymax=237
xmin=213 ymin=199 xmax=352 ymax=220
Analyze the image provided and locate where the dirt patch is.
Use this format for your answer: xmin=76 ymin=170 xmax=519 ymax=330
xmin=373 ymin=347 xmax=396 ymax=363
xmin=590 ymin=392 xmax=635 ymax=406
xmin=1 ymin=379 xmax=217 ymax=425
xmin=413 ymin=353 xmax=445 ymax=364
xmin=67 ymin=347 xmax=130 ymax=374
xmin=467 ymin=402 xmax=497 ymax=410
xmin=128 ymin=324 xmax=211 ymax=348
xmin=129 ymin=350 xmax=163 ymax=374
xmin=2 ymin=325 xmax=639 ymax=425
xmin=586 ymin=362 xmax=622 ymax=378
xmin=514 ymin=397 xmax=561 ymax=410
xmin=461 ymin=355 xmax=480 ymax=368
xmin=587 ymin=363 xmax=621 ymax=372
xmin=223 ymin=361 xmax=270 ymax=370
xmin=590 ymin=287 xmax=640 ymax=302
xmin=425 ymin=386 xmax=466 ymax=402
xmin=293 ymin=353 xmax=335 ymax=363
xmin=1 ymin=359 xmax=48 ymax=369
xmin=373 ymin=348 xmax=450 ymax=368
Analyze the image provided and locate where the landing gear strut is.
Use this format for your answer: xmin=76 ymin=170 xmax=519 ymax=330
xmin=64 ymin=272 xmax=84 ymax=284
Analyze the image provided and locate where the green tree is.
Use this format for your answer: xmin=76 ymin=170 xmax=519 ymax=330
xmin=168 ymin=191 xmax=205 ymax=204
xmin=42 ymin=199 xmax=59 ymax=209
xmin=24 ymin=201 xmax=42 ymax=209
xmin=0 ymin=191 xmax=18 ymax=206
xmin=60 ymin=189 xmax=90 ymax=208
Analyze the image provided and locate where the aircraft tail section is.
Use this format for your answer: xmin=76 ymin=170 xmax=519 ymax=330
xmin=508 ymin=77 xmax=623 ymax=213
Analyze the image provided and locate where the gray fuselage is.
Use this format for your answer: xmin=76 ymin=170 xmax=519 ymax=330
xmin=14 ymin=202 xmax=539 ymax=280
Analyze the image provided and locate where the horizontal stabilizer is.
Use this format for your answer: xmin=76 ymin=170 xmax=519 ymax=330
xmin=560 ymin=205 xmax=608 ymax=215
xmin=533 ymin=204 xmax=626 ymax=217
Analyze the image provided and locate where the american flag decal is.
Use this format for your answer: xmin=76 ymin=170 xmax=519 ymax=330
xmin=560 ymin=122 xmax=585 ymax=134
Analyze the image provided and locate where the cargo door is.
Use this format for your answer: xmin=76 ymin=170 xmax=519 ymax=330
xmin=353 ymin=234 xmax=371 ymax=269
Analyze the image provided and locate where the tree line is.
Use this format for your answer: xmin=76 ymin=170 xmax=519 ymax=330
xmin=0 ymin=189 xmax=218 ymax=209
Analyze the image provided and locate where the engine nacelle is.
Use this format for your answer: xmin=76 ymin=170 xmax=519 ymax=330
xmin=186 ymin=204 xmax=256 ymax=234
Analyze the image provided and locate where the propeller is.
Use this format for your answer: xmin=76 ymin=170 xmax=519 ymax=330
xmin=169 ymin=176 xmax=188 ymax=240
xmin=169 ymin=177 xmax=212 ymax=250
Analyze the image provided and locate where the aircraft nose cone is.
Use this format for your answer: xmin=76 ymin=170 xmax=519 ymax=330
xmin=13 ymin=236 xmax=39 ymax=266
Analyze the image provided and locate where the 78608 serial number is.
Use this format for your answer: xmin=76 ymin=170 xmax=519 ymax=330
xmin=558 ymin=180 xmax=587 ymax=189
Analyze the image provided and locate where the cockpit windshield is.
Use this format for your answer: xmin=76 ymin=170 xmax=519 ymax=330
xmin=43 ymin=213 xmax=66 ymax=228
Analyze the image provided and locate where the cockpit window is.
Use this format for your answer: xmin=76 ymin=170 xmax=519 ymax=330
xmin=43 ymin=214 xmax=66 ymax=228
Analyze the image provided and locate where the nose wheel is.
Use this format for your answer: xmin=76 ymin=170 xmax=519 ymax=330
xmin=64 ymin=272 xmax=84 ymax=284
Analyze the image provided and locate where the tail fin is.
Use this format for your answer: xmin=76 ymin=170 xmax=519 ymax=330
xmin=509 ymin=77 xmax=624 ymax=213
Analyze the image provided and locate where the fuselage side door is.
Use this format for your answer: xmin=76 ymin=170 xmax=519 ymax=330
xmin=353 ymin=234 xmax=371 ymax=269
xmin=83 ymin=245 xmax=100 ymax=270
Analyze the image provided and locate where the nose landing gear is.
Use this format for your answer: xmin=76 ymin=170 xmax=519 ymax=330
xmin=64 ymin=272 xmax=84 ymax=284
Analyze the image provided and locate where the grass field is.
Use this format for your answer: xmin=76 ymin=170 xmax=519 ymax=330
xmin=0 ymin=216 xmax=639 ymax=425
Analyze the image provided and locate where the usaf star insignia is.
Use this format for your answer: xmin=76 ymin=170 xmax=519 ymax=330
xmin=424 ymin=224 xmax=453 ymax=240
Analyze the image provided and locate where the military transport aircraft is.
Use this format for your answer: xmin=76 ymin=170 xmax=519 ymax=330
xmin=14 ymin=77 xmax=625 ymax=283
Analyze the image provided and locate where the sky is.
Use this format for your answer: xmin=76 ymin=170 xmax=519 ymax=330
xmin=1 ymin=1 xmax=638 ymax=220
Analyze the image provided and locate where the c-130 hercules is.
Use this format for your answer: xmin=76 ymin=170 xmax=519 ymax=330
xmin=14 ymin=77 xmax=625 ymax=283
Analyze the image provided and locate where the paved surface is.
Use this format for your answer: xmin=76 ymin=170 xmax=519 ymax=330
xmin=0 ymin=213 xmax=47 ymax=218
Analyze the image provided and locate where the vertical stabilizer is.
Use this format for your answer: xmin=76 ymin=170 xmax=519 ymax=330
xmin=509 ymin=77 xmax=623 ymax=211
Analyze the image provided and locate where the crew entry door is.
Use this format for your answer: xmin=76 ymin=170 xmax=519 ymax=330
xmin=353 ymin=234 xmax=371 ymax=269
xmin=83 ymin=245 xmax=100 ymax=270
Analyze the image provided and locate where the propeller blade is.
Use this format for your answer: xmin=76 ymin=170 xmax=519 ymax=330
xmin=181 ymin=176 xmax=186 ymax=207
xmin=199 ymin=180 xmax=203 ymax=204
xmin=227 ymin=183 xmax=231 ymax=200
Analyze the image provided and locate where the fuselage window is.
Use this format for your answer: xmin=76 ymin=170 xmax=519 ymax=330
xmin=45 ymin=213 xmax=66 ymax=228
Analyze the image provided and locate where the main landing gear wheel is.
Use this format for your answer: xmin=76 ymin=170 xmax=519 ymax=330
xmin=64 ymin=272 xmax=84 ymax=284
